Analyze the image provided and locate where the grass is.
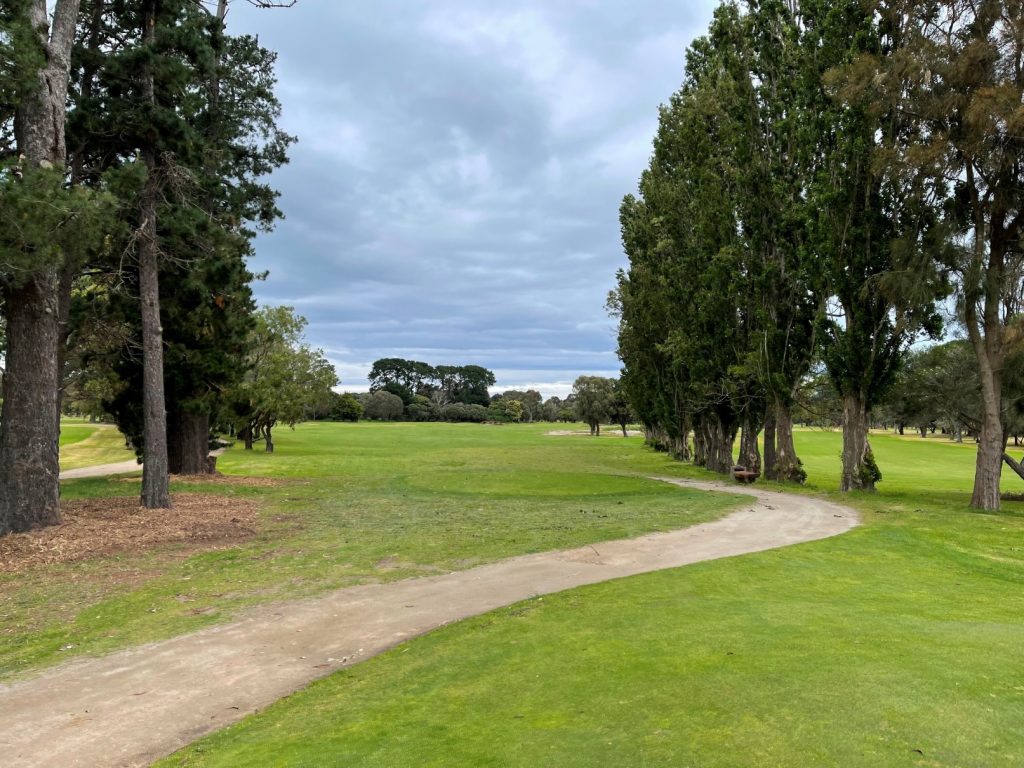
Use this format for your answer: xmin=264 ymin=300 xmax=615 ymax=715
xmin=58 ymin=419 xmax=136 ymax=470
xmin=157 ymin=425 xmax=1024 ymax=768
xmin=1 ymin=422 xmax=741 ymax=679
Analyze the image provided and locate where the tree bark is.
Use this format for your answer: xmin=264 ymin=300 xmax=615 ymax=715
xmin=693 ymin=422 xmax=708 ymax=467
xmin=738 ymin=415 xmax=761 ymax=475
xmin=0 ymin=275 xmax=62 ymax=534
xmin=167 ymin=408 xmax=211 ymax=475
xmin=703 ymin=413 xmax=736 ymax=475
xmin=971 ymin=385 xmax=1004 ymax=510
xmin=0 ymin=0 xmax=82 ymax=536
xmin=265 ymin=423 xmax=274 ymax=453
xmin=840 ymin=392 xmax=878 ymax=492
xmin=774 ymin=402 xmax=804 ymax=484
xmin=138 ymin=0 xmax=170 ymax=509
xmin=762 ymin=405 xmax=777 ymax=481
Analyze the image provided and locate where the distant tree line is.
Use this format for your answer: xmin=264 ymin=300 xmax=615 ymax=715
xmin=786 ymin=340 xmax=1024 ymax=452
xmin=612 ymin=0 xmax=1024 ymax=509
xmin=313 ymin=360 xmax=635 ymax=427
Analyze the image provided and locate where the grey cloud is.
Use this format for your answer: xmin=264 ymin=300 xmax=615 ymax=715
xmin=228 ymin=0 xmax=717 ymax=396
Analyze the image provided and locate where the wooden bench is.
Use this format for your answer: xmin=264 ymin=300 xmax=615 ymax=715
xmin=732 ymin=465 xmax=760 ymax=484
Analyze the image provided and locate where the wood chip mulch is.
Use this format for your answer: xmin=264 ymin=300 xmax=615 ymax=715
xmin=0 ymin=493 xmax=259 ymax=573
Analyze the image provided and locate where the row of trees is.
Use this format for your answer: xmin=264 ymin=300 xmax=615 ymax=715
xmin=1 ymin=0 xmax=304 ymax=534
xmin=613 ymin=0 xmax=1023 ymax=508
xmin=367 ymin=358 xmax=497 ymax=406
xmin=321 ymin=386 xmax=583 ymax=425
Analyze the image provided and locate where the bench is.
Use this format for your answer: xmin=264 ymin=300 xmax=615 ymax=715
xmin=731 ymin=465 xmax=760 ymax=484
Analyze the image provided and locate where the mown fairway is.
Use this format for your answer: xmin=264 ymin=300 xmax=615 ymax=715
xmin=1 ymin=423 xmax=739 ymax=679
xmin=159 ymin=425 xmax=1024 ymax=768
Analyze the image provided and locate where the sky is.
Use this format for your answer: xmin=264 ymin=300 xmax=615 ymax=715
xmin=226 ymin=0 xmax=719 ymax=399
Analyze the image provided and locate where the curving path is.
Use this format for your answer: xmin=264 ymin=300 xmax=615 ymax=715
xmin=0 ymin=477 xmax=858 ymax=768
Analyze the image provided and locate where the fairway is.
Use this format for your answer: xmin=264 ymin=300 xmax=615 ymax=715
xmin=2 ymin=422 xmax=740 ymax=679
xmin=155 ymin=424 xmax=1024 ymax=768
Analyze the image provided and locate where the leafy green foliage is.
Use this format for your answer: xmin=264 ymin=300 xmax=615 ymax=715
xmin=363 ymin=390 xmax=404 ymax=421
xmin=227 ymin=306 xmax=338 ymax=444
xmin=368 ymin=358 xmax=496 ymax=407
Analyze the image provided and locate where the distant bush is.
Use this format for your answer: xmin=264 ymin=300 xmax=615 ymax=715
xmin=442 ymin=403 xmax=488 ymax=423
xmin=405 ymin=395 xmax=441 ymax=422
xmin=329 ymin=392 xmax=363 ymax=422
xmin=364 ymin=390 xmax=404 ymax=421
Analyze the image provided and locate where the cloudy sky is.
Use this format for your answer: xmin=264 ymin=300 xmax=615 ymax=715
xmin=227 ymin=1 xmax=718 ymax=398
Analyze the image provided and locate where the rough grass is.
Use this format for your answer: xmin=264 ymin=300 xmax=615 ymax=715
xmin=1 ymin=422 xmax=741 ymax=679
xmin=159 ymin=426 xmax=1024 ymax=768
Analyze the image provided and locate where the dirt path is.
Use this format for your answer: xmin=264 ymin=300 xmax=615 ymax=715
xmin=59 ymin=448 xmax=227 ymax=480
xmin=0 ymin=478 xmax=858 ymax=768
xmin=60 ymin=460 xmax=141 ymax=480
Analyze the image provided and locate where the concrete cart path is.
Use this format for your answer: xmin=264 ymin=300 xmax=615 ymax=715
xmin=0 ymin=477 xmax=859 ymax=768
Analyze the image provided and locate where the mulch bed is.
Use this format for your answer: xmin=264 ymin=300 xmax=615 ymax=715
xmin=0 ymin=493 xmax=260 ymax=573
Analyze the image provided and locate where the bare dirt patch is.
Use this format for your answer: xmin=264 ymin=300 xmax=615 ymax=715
xmin=171 ymin=473 xmax=288 ymax=488
xmin=112 ymin=473 xmax=289 ymax=489
xmin=545 ymin=429 xmax=644 ymax=437
xmin=0 ymin=493 xmax=259 ymax=573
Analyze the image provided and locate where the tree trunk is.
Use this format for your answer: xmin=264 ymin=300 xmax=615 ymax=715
xmin=762 ymin=405 xmax=777 ymax=481
xmin=693 ymin=422 xmax=708 ymax=467
xmin=971 ymin=389 xmax=1004 ymax=510
xmin=703 ymin=414 xmax=736 ymax=475
xmin=1003 ymin=453 xmax=1024 ymax=483
xmin=738 ymin=416 xmax=761 ymax=475
xmin=0 ymin=0 xmax=81 ymax=535
xmin=840 ymin=392 xmax=878 ymax=492
xmin=774 ymin=402 xmax=805 ymax=484
xmin=0 ymin=275 xmax=62 ymax=534
xmin=138 ymin=0 xmax=170 ymax=509
xmin=240 ymin=425 xmax=254 ymax=450
xmin=167 ymin=408 xmax=211 ymax=475
xmin=264 ymin=423 xmax=274 ymax=453
xmin=967 ymin=308 xmax=1004 ymax=510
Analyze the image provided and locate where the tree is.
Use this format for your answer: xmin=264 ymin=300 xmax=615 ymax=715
xmin=453 ymin=365 xmax=495 ymax=406
xmin=607 ymin=381 xmax=634 ymax=437
xmin=488 ymin=397 xmax=523 ymax=423
xmin=499 ymin=390 xmax=542 ymax=422
xmin=230 ymin=306 xmax=337 ymax=451
xmin=66 ymin=4 xmax=291 ymax=477
xmin=866 ymin=0 xmax=1024 ymax=508
xmin=329 ymin=392 xmax=364 ymax=422
xmin=0 ymin=0 xmax=83 ymax=534
xmin=363 ymin=390 xmax=404 ymax=421
xmin=573 ymin=376 xmax=614 ymax=436
xmin=807 ymin=0 xmax=945 ymax=491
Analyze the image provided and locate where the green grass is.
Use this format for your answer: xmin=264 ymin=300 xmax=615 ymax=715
xmin=157 ymin=426 xmax=1024 ymax=768
xmin=1 ymin=422 xmax=741 ymax=679
xmin=58 ymin=420 xmax=136 ymax=470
